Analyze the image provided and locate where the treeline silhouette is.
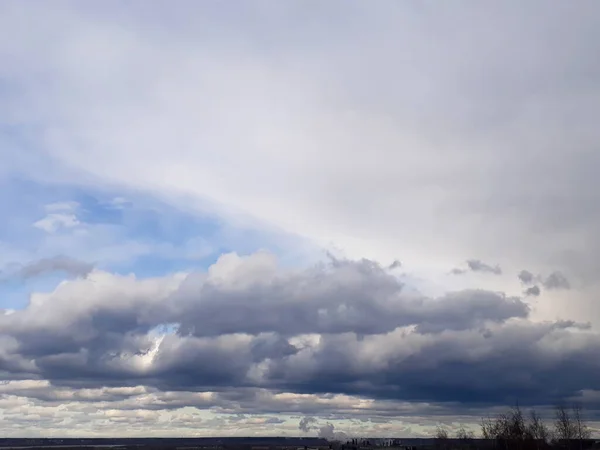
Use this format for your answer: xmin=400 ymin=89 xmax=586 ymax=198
xmin=434 ymin=403 xmax=594 ymax=450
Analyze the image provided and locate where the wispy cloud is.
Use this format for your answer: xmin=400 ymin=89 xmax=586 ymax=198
xmin=33 ymin=213 xmax=80 ymax=233
xmin=450 ymin=259 xmax=502 ymax=276
xmin=15 ymin=255 xmax=94 ymax=280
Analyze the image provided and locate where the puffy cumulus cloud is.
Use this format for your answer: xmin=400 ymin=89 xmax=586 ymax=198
xmin=1 ymin=250 xmax=600 ymax=435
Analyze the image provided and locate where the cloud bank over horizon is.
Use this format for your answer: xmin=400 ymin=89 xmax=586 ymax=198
xmin=2 ymin=0 xmax=600 ymax=439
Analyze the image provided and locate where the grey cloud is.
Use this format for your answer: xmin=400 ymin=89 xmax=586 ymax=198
xmin=13 ymin=256 xmax=94 ymax=280
xmin=1 ymin=253 xmax=528 ymax=366
xmin=0 ymin=252 xmax=598 ymax=414
xmin=524 ymin=286 xmax=541 ymax=297
xmin=542 ymin=271 xmax=571 ymax=290
xmin=299 ymin=418 xmax=347 ymax=440
xmin=414 ymin=290 xmax=528 ymax=334
xmin=173 ymin=256 xmax=526 ymax=338
xmin=450 ymin=260 xmax=502 ymax=276
xmin=466 ymin=259 xmax=502 ymax=275
xmin=299 ymin=416 xmax=318 ymax=433
xmin=518 ymin=269 xmax=570 ymax=291
xmin=518 ymin=270 xmax=535 ymax=285
xmin=449 ymin=268 xmax=466 ymax=275
xmin=317 ymin=422 xmax=348 ymax=440
xmin=388 ymin=260 xmax=402 ymax=270
xmin=264 ymin=417 xmax=285 ymax=424
xmin=266 ymin=321 xmax=600 ymax=410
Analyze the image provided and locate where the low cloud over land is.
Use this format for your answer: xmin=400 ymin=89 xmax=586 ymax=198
xmin=2 ymin=252 xmax=600 ymax=436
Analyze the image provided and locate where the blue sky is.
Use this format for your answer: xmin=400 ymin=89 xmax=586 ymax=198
xmin=0 ymin=176 xmax=316 ymax=310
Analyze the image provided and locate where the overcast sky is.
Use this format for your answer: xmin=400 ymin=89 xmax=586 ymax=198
xmin=1 ymin=0 xmax=600 ymax=439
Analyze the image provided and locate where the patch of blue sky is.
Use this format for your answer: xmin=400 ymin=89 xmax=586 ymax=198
xmin=0 ymin=176 xmax=320 ymax=309
xmin=0 ymin=273 xmax=71 ymax=310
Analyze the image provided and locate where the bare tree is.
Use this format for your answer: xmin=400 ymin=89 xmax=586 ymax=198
xmin=481 ymin=416 xmax=498 ymax=440
xmin=527 ymin=409 xmax=550 ymax=450
xmin=528 ymin=409 xmax=550 ymax=440
xmin=508 ymin=405 xmax=528 ymax=444
xmin=572 ymin=404 xmax=591 ymax=450
xmin=479 ymin=404 xmax=549 ymax=450
xmin=553 ymin=403 xmax=592 ymax=449
xmin=435 ymin=425 xmax=450 ymax=450
xmin=555 ymin=404 xmax=577 ymax=443
xmin=457 ymin=425 xmax=475 ymax=449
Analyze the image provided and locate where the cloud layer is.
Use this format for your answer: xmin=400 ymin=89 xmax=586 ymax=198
xmin=2 ymin=252 xmax=599 ymax=423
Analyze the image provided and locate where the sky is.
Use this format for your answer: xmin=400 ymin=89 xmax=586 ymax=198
xmin=1 ymin=0 xmax=600 ymax=439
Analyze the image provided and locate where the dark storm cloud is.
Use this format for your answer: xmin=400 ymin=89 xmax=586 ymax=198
xmin=0 ymin=252 xmax=598 ymax=413
xmin=264 ymin=321 xmax=600 ymax=409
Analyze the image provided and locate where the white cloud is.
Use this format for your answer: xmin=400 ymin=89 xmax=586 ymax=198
xmin=44 ymin=201 xmax=79 ymax=213
xmin=33 ymin=213 xmax=80 ymax=233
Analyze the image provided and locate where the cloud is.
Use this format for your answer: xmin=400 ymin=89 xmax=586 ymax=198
xmin=44 ymin=201 xmax=79 ymax=213
xmin=466 ymin=259 xmax=502 ymax=275
xmin=299 ymin=416 xmax=318 ymax=433
xmin=524 ymin=285 xmax=540 ymax=297
xmin=16 ymin=256 xmax=94 ymax=280
xmin=518 ymin=270 xmax=535 ymax=285
xmin=33 ymin=213 xmax=80 ymax=233
xmin=2 ymin=0 xmax=600 ymax=437
xmin=518 ymin=269 xmax=571 ymax=291
xmin=451 ymin=259 xmax=502 ymax=276
xmin=517 ymin=270 xmax=571 ymax=296
xmin=299 ymin=417 xmax=347 ymax=441
xmin=0 ymin=251 xmax=598 ymax=418
xmin=1 ymin=0 xmax=600 ymax=288
xmin=317 ymin=422 xmax=348 ymax=441
xmin=542 ymin=271 xmax=571 ymax=290
xmin=388 ymin=260 xmax=402 ymax=270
